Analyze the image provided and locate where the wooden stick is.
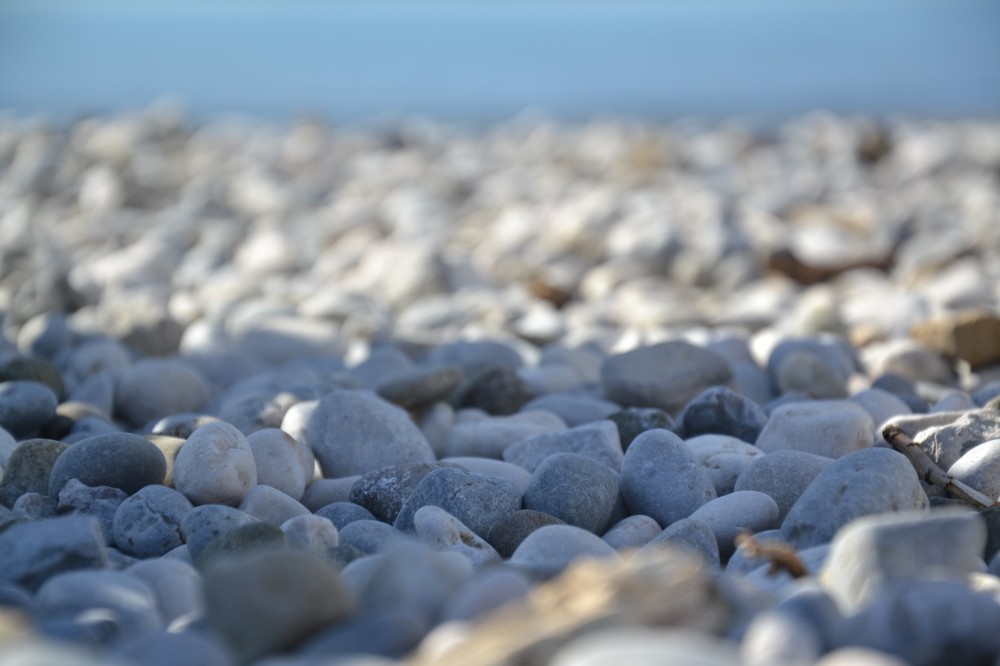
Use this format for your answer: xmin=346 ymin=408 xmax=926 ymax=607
xmin=734 ymin=532 xmax=809 ymax=579
xmin=881 ymin=424 xmax=998 ymax=510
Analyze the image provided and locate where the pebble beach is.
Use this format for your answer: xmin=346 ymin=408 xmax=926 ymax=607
xmin=1 ymin=110 xmax=1000 ymax=665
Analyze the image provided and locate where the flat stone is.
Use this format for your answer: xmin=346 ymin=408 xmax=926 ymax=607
xmin=48 ymin=432 xmax=167 ymax=497
xmin=849 ymin=388 xmax=912 ymax=430
xmin=686 ymin=491 xmax=780 ymax=560
xmin=0 ymin=381 xmax=58 ymax=438
xmin=376 ymin=365 xmax=463 ymax=409
xmin=439 ymin=457 xmax=533 ymax=493
xmin=204 ymin=549 xmax=355 ymax=663
xmin=510 ymin=524 xmax=619 ymax=577
xmin=173 ymin=421 xmax=258 ymax=506
xmin=619 ymin=429 xmax=717 ymax=528
xmin=0 ymin=438 xmax=69 ymax=508
xmin=678 ymin=386 xmax=769 ymax=444
xmin=522 ymin=453 xmax=619 ymax=534
xmin=781 ymin=448 xmax=929 ymax=549
xmin=520 ymin=394 xmax=621 ymax=428
xmin=395 ymin=467 xmax=522 ymax=537
xmin=602 ymin=515 xmax=662 ymax=550
xmin=12 ymin=491 xmax=57 ymax=520
xmin=0 ymin=515 xmax=108 ymax=592
xmin=685 ymin=434 xmax=763 ymax=496
xmin=444 ymin=410 xmax=567 ymax=458
xmin=755 ymin=400 xmax=874 ymax=458
xmin=915 ymin=409 xmax=1000 ymax=469
xmin=413 ymin=505 xmax=501 ymax=567
xmin=0 ymin=356 xmax=65 ymax=400
xmin=601 ymin=341 xmax=733 ymax=414
xmin=441 ymin=568 xmax=533 ymax=622
xmin=300 ymin=477 xmax=359 ymax=511
xmin=775 ymin=349 xmax=849 ymax=399
xmin=733 ymin=449 xmax=833 ymax=521
xmin=819 ymin=509 xmax=987 ymax=614
xmin=503 ymin=420 xmax=624 ymax=473
xmin=485 ymin=509 xmax=567 ymax=559
xmin=306 ymin=389 xmax=435 ymax=478
xmin=112 ymin=484 xmax=192 ymax=558
xmin=947 ymin=439 xmax=1000 ymax=500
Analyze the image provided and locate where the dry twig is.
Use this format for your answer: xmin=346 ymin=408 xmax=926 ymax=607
xmin=734 ymin=532 xmax=808 ymax=579
xmin=881 ymin=424 xmax=997 ymax=510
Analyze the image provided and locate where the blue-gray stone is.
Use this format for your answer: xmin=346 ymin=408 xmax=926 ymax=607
xmin=734 ymin=449 xmax=832 ymax=522
xmin=0 ymin=380 xmax=58 ymax=438
xmin=349 ymin=461 xmax=463 ymax=524
xmin=113 ymin=485 xmax=193 ymax=558
xmin=619 ymin=428 xmax=717 ymax=527
xmin=503 ymin=420 xmax=624 ymax=473
xmin=394 ymin=467 xmax=522 ymax=537
xmin=48 ymin=432 xmax=167 ymax=497
xmin=338 ymin=520 xmax=408 ymax=555
xmin=179 ymin=504 xmax=258 ymax=562
xmin=638 ymin=517 xmax=721 ymax=567
xmin=0 ymin=438 xmax=69 ymax=508
xmin=34 ymin=569 xmax=162 ymax=638
xmin=315 ymin=502 xmax=377 ymax=530
xmin=522 ymin=453 xmax=618 ymax=534
xmin=0 ymin=515 xmax=108 ymax=591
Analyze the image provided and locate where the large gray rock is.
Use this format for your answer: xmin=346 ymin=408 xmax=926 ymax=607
xmin=522 ymin=453 xmax=619 ymax=534
xmin=306 ymin=389 xmax=435 ymax=478
xmin=113 ymin=484 xmax=192 ymax=558
xmin=820 ymin=509 xmax=986 ymax=613
xmin=755 ymin=400 xmax=875 ymax=459
xmin=781 ymin=448 xmax=928 ymax=549
xmin=734 ymin=449 xmax=833 ymax=521
xmin=0 ymin=515 xmax=108 ymax=591
xmin=48 ymin=432 xmax=167 ymax=498
xmin=601 ymin=341 xmax=733 ymax=414
xmin=619 ymin=429 xmax=717 ymax=528
xmin=916 ymin=409 xmax=1000 ymax=469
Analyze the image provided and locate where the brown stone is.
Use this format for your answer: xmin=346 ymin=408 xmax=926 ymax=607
xmin=409 ymin=548 xmax=733 ymax=666
xmin=911 ymin=310 xmax=1000 ymax=369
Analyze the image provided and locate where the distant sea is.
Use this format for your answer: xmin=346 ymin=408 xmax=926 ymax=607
xmin=2 ymin=0 xmax=1000 ymax=124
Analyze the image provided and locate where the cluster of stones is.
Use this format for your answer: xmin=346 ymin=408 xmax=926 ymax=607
xmin=0 ymin=110 xmax=998 ymax=665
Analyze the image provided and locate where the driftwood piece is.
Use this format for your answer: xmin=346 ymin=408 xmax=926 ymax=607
xmin=882 ymin=424 xmax=997 ymax=510
xmin=734 ymin=532 xmax=809 ymax=579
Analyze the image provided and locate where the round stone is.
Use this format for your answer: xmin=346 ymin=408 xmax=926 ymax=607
xmin=0 ymin=438 xmax=69 ymax=508
xmin=522 ymin=453 xmax=618 ymax=534
xmin=114 ymin=359 xmax=212 ymax=427
xmin=173 ymin=421 xmax=258 ymax=506
xmin=246 ymin=428 xmax=311 ymax=501
xmin=755 ymin=401 xmax=875 ymax=459
xmin=179 ymin=504 xmax=258 ymax=562
xmin=112 ymin=485 xmax=193 ymax=558
xmin=0 ymin=380 xmax=58 ymax=438
xmin=48 ymin=432 xmax=167 ymax=498
xmin=393 ymin=467 xmax=523 ymax=537
xmin=678 ymin=386 xmax=769 ymax=444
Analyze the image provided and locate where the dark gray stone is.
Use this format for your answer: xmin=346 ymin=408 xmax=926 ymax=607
xmin=522 ymin=453 xmax=618 ymax=534
xmin=179 ymin=504 xmax=258 ymax=562
xmin=376 ymin=364 xmax=463 ymax=409
xmin=485 ymin=509 xmax=566 ymax=559
xmin=12 ymin=492 xmax=57 ymax=521
xmin=349 ymin=461 xmax=462 ymax=524
xmin=113 ymin=485 xmax=193 ymax=558
xmin=502 ymin=420 xmax=624 ymax=472
xmin=0 ymin=356 xmax=64 ymax=400
xmin=607 ymin=407 xmax=675 ymax=451
xmin=0 ymin=380 xmax=58 ymax=438
xmin=678 ymin=386 xmax=768 ymax=444
xmin=394 ymin=467 xmax=522 ymax=537
xmin=195 ymin=522 xmax=287 ymax=570
xmin=456 ymin=364 xmax=533 ymax=415
xmin=0 ymin=515 xmax=108 ymax=591
xmin=48 ymin=432 xmax=167 ymax=498
xmin=56 ymin=479 xmax=127 ymax=545
xmin=0 ymin=438 xmax=69 ymax=508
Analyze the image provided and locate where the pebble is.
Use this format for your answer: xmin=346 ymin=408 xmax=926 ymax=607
xmin=946 ymin=439 xmax=1000 ymax=500
xmin=438 ymin=456 xmax=532 ymax=493
xmin=112 ymin=631 xmax=234 ymax=666
xmin=114 ymin=358 xmax=212 ymax=427
xmin=375 ymin=364 xmax=463 ymax=409
xmin=734 ymin=450 xmax=833 ymax=521
xmin=337 ymin=520 xmax=407 ymax=555
xmin=34 ymin=569 xmax=162 ymax=638
xmin=315 ymin=502 xmax=378 ymax=530
xmin=124 ymin=558 xmax=204 ymax=626
xmin=440 ymin=567 xmax=533 ymax=622
xmin=550 ymin=628 xmax=740 ymax=666
xmin=195 ymin=522 xmax=288 ymax=569
xmin=685 ymin=434 xmax=763 ymax=496
xmin=456 ymin=364 xmax=533 ymax=415
xmin=413 ymin=505 xmax=501 ymax=567
xmin=173 ymin=421 xmax=258 ymax=506
xmin=755 ymin=400 xmax=875 ymax=458
xmin=848 ymin=388 xmax=912 ymax=430
xmin=0 ymin=356 xmax=65 ymax=399
xmin=781 ymin=448 xmax=929 ymax=549
xmin=179 ymin=505 xmax=259 ymax=562
xmin=819 ymin=509 xmax=987 ymax=614
xmin=393 ymin=467 xmax=523 ymax=537
xmin=12 ymin=492 xmax=57 ymax=520
xmin=678 ymin=386 xmax=769 ymax=443
xmin=68 ymin=371 xmax=115 ymax=416
xmin=915 ymin=408 xmax=1000 ymax=468
xmin=502 ymin=420 xmax=624 ymax=472
xmin=510 ymin=524 xmax=619 ymax=577
xmin=112 ymin=484 xmax=192 ymax=558
xmin=203 ymin=549 xmax=355 ymax=664
xmin=349 ymin=461 xmax=463 ymax=524
xmin=601 ymin=341 xmax=734 ymax=414
xmin=767 ymin=338 xmax=858 ymax=391
xmin=55 ymin=480 xmax=127 ymax=544
xmin=0 ymin=438 xmax=69 ymax=507
xmin=300 ymin=477 xmax=360 ymax=511
xmin=281 ymin=514 xmax=340 ymax=556
xmin=0 ymin=380 xmax=58 ymax=437
xmin=740 ymin=609 xmax=822 ymax=666
xmin=484 ymin=509 xmax=567 ymax=559
xmin=0 ymin=515 xmax=108 ymax=591
xmin=619 ymin=428 xmax=717 ymax=527
xmin=606 ymin=407 xmax=676 ymax=450
xmin=522 ymin=453 xmax=619 ymax=534
xmin=601 ymin=515 xmax=662 ymax=550
xmin=48 ymin=432 xmax=168 ymax=498
xmin=638 ymin=517 xmax=721 ymax=567
xmin=519 ymin=393 xmax=621 ymax=428
xmin=443 ymin=410 xmax=567 ymax=458
xmin=774 ymin=349 xmax=850 ymax=399
xmin=246 ymin=428 xmax=311 ymax=501
xmin=687 ymin=491 xmax=780 ymax=560
xmin=238 ymin=484 xmax=310 ymax=526
xmin=306 ymin=389 xmax=436 ymax=478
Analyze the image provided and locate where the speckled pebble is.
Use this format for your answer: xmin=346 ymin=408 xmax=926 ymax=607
xmin=112 ymin=484 xmax=193 ymax=558
xmin=173 ymin=421 xmax=258 ymax=506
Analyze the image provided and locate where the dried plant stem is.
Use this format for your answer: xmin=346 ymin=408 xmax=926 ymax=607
xmin=734 ymin=532 xmax=809 ymax=579
xmin=881 ymin=424 xmax=997 ymax=510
